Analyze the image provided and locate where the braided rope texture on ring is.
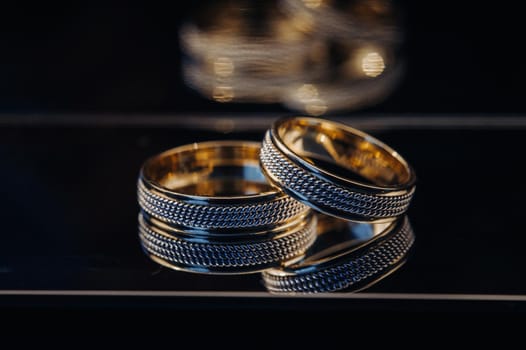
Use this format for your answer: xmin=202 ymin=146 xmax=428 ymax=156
xmin=260 ymin=132 xmax=414 ymax=219
xmin=137 ymin=180 xmax=309 ymax=230
xmin=138 ymin=215 xmax=317 ymax=269
xmin=262 ymin=218 xmax=414 ymax=293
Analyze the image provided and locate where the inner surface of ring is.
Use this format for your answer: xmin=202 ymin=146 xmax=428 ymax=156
xmin=144 ymin=143 xmax=274 ymax=196
xmin=277 ymin=119 xmax=411 ymax=187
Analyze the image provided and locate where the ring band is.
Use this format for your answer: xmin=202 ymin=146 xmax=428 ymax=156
xmin=260 ymin=116 xmax=416 ymax=222
xmin=262 ymin=215 xmax=414 ymax=293
xmin=138 ymin=211 xmax=317 ymax=274
xmin=138 ymin=141 xmax=309 ymax=231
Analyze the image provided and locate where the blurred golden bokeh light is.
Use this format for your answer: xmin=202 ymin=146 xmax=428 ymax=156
xmin=302 ymin=0 xmax=323 ymax=9
xmin=180 ymin=0 xmax=402 ymax=113
xmin=213 ymin=85 xmax=235 ymax=102
xmin=361 ymin=51 xmax=385 ymax=77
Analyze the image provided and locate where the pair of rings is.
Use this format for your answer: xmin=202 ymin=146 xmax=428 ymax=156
xmin=137 ymin=116 xmax=416 ymax=293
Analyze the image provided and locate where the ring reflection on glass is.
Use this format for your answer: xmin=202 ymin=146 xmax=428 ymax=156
xmin=139 ymin=211 xmax=317 ymax=274
xmin=260 ymin=116 xmax=416 ymax=223
xmin=138 ymin=141 xmax=310 ymax=231
xmin=262 ymin=214 xmax=414 ymax=293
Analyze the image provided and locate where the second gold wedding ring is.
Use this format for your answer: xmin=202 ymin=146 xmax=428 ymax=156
xmin=260 ymin=116 xmax=416 ymax=222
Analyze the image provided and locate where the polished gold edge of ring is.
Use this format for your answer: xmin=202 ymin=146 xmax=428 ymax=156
xmin=138 ymin=140 xmax=310 ymax=231
xmin=259 ymin=116 xmax=416 ymax=222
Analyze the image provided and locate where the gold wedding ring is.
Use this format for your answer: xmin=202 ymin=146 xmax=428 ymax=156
xmin=260 ymin=116 xmax=416 ymax=222
xmin=139 ymin=141 xmax=309 ymax=231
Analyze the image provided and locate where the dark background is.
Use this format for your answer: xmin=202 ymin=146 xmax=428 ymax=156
xmin=0 ymin=1 xmax=524 ymax=115
xmin=2 ymin=2 xmax=526 ymax=314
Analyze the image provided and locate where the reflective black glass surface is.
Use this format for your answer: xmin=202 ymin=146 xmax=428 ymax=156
xmin=1 ymin=115 xmax=525 ymax=312
xmin=3 ymin=1 xmax=526 ymax=316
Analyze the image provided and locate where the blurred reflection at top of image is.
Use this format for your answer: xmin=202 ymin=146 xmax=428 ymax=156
xmin=180 ymin=0 xmax=404 ymax=115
